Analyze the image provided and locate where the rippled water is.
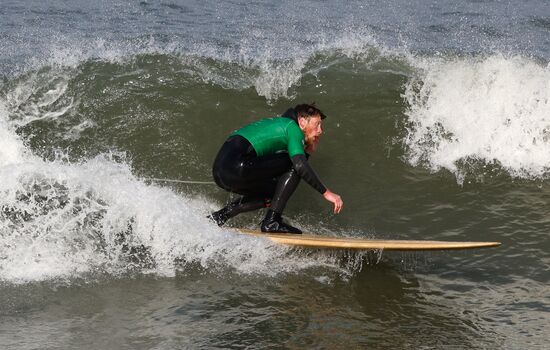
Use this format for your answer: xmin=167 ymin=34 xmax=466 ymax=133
xmin=1 ymin=1 xmax=549 ymax=349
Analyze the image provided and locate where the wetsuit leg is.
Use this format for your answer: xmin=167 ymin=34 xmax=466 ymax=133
xmin=212 ymin=168 xmax=300 ymax=228
xmin=208 ymin=196 xmax=268 ymax=226
xmin=210 ymin=135 xmax=295 ymax=225
xmin=239 ymin=152 xmax=293 ymax=183
xmin=270 ymin=168 xmax=300 ymax=214
xmin=212 ymin=165 xmax=301 ymax=227
xmin=211 ymin=137 xmax=310 ymax=232
xmin=260 ymin=168 xmax=302 ymax=234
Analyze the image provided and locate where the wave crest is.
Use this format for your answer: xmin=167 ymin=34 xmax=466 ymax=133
xmin=403 ymin=54 xmax=550 ymax=182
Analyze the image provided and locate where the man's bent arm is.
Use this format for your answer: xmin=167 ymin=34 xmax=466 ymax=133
xmin=291 ymin=154 xmax=327 ymax=194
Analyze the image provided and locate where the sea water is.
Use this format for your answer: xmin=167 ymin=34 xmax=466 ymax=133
xmin=1 ymin=1 xmax=549 ymax=349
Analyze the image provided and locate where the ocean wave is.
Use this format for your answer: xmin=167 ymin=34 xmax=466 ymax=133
xmin=0 ymin=93 xmax=368 ymax=283
xmin=403 ymin=54 xmax=550 ymax=183
xmin=0 ymin=147 xmax=370 ymax=283
xmin=5 ymin=41 xmax=550 ymax=186
xmin=2 ymin=29 xmax=410 ymax=101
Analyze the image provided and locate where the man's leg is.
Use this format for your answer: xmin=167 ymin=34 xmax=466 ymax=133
xmin=211 ymin=163 xmax=303 ymax=232
xmin=210 ymin=135 xmax=301 ymax=228
xmin=261 ymin=168 xmax=302 ymax=234
xmin=208 ymin=196 xmax=269 ymax=226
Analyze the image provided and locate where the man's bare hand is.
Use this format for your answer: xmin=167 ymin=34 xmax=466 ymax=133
xmin=323 ymin=190 xmax=343 ymax=214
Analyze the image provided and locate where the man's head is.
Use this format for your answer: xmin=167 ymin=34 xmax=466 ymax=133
xmin=295 ymin=103 xmax=326 ymax=153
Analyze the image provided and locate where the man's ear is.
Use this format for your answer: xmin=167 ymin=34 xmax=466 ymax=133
xmin=297 ymin=117 xmax=307 ymax=129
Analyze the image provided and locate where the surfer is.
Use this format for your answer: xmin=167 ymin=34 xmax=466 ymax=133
xmin=208 ymin=103 xmax=343 ymax=233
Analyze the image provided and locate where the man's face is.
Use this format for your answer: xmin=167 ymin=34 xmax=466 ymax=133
xmin=298 ymin=115 xmax=323 ymax=152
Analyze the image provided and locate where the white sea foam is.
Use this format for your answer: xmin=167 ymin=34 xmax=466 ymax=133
xmin=0 ymin=147 xmax=359 ymax=283
xmin=5 ymin=69 xmax=75 ymax=128
xmin=0 ymin=97 xmax=32 ymax=167
xmin=403 ymin=54 xmax=550 ymax=182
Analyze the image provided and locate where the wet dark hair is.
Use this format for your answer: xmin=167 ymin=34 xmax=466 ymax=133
xmin=294 ymin=103 xmax=327 ymax=120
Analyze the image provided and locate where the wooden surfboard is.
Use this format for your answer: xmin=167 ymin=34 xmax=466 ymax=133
xmin=234 ymin=229 xmax=501 ymax=251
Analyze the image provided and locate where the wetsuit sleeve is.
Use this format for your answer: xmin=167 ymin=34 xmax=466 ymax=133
xmin=291 ymin=154 xmax=327 ymax=194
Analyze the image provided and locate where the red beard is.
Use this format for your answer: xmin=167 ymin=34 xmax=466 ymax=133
xmin=305 ymin=137 xmax=320 ymax=153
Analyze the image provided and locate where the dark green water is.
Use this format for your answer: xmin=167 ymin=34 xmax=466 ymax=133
xmin=1 ymin=1 xmax=550 ymax=349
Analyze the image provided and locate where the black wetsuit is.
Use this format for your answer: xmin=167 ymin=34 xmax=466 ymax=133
xmin=211 ymin=110 xmax=326 ymax=223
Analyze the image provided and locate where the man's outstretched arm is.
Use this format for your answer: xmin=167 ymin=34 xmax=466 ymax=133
xmin=291 ymin=154 xmax=343 ymax=214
